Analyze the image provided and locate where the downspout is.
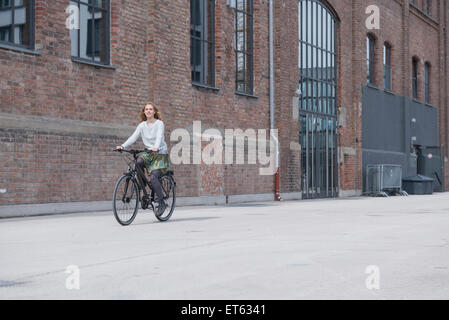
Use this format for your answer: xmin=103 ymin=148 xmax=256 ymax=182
xmin=269 ymin=0 xmax=282 ymax=201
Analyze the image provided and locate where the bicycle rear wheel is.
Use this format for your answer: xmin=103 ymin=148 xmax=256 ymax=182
xmin=155 ymin=174 xmax=176 ymax=221
xmin=113 ymin=175 xmax=139 ymax=226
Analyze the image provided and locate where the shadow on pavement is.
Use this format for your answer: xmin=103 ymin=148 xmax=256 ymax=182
xmin=132 ymin=216 xmax=221 ymax=225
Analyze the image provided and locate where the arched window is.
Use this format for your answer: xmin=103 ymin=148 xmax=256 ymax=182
xmin=299 ymin=0 xmax=337 ymax=115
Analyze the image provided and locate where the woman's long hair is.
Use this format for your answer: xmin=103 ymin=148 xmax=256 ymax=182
xmin=139 ymin=103 xmax=163 ymax=122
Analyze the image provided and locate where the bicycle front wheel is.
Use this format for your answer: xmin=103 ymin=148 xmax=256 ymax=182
xmin=113 ymin=175 xmax=139 ymax=226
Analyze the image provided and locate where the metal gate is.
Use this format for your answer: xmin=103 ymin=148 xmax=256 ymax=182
xmin=300 ymin=114 xmax=338 ymax=198
xmin=299 ymin=0 xmax=338 ymax=198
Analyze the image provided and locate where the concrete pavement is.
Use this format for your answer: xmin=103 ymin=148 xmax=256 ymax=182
xmin=1 ymin=193 xmax=449 ymax=299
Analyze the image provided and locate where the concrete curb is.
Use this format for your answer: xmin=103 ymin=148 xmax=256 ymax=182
xmin=0 ymin=201 xmax=112 ymax=219
xmin=280 ymin=192 xmax=302 ymax=200
xmin=0 ymin=193 xmax=302 ymax=219
xmin=227 ymin=193 xmax=274 ymax=203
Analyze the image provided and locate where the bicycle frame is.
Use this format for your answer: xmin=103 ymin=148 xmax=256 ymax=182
xmin=119 ymin=149 xmax=155 ymax=206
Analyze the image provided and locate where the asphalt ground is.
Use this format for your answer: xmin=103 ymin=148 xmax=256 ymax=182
xmin=1 ymin=193 xmax=449 ymax=299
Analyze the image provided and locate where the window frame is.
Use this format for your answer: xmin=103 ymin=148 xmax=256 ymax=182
xmin=234 ymin=0 xmax=254 ymax=95
xmin=412 ymin=57 xmax=419 ymax=99
xmin=190 ymin=0 xmax=216 ymax=87
xmin=69 ymin=0 xmax=111 ymax=66
xmin=366 ymin=34 xmax=375 ymax=85
xmin=424 ymin=62 xmax=430 ymax=104
xmin=383 ymin=43 xmax=392 ymax=91
xmin=0 ymin=0 xmax=35 ymax=50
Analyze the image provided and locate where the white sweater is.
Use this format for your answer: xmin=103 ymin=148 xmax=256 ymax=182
xmin=121 ymin=120 xmax=168 ymax=154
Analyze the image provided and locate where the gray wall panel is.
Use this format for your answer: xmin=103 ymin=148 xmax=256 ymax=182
xmin=362 ymin=87 xmax=404 ymax=152
xmin=361 ymin=86 xmax=439 ymax=192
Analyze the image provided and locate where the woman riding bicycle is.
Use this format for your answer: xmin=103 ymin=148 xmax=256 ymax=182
xmin=116 ymin=103 xmax=170 ymax=214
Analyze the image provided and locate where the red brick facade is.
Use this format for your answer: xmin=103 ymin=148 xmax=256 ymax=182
xmin=0 ymin=0 xmax=448 ymax=209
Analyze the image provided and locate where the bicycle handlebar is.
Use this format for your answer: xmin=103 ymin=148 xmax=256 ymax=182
xmin=113 ymin=149 xmax=155 ymax=154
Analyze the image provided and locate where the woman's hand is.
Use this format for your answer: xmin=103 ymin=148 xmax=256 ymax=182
xmin=116 ymin=146 xmax=124 ymax=150
xmin=151 ymin=147 xmax=158 ymax=152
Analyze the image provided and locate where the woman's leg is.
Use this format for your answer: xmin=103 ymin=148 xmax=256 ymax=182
xmin=149 ymin=170 xmax=164 ymax=201
xmin=136 ymin=157 xmax=147 ymax=188
xmin=136 ymin=157 xmax=146 ymax=174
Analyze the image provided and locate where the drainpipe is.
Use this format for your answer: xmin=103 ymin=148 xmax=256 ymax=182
xmin=269 ymin=0 xmax=282 ymax=201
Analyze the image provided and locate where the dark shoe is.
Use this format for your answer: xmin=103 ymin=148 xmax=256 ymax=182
xmin=141 ymin=195 xmax=150 ymax=210
xmin=155 ymin=200 xmax=166 ymax=216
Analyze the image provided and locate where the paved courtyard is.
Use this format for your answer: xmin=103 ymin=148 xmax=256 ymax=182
xmin=1 ymin=193 xmax=449 ymax=299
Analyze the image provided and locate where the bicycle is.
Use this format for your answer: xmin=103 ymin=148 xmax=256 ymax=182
xmin=112 ymin=149 xmax=176 ymax=225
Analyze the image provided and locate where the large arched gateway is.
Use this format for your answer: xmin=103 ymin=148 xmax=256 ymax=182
xmin=299 ymin=0 xmax=338 ymax=199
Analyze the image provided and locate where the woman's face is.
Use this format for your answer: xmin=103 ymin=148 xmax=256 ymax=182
xmin=144 ymin=104 xmax=155 ymax=119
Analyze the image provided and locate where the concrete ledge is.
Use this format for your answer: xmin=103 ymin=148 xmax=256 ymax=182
xmin=0 ymin=112 xmax=134 ymax=138
xmin=339 ymin=189 xmax=363 ymax=198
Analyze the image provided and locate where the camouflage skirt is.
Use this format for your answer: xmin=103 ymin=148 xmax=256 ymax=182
xmin=138 ymin=152 xmax=170 ymax=175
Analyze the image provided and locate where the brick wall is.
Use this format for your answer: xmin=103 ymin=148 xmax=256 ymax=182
xmin=0 ymin=0 xmax=448 ymax=207
xmin=1 ymin=0 xmax=151 ymax=205
xmin=0 ymin=0 xmax=274 ymax=206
